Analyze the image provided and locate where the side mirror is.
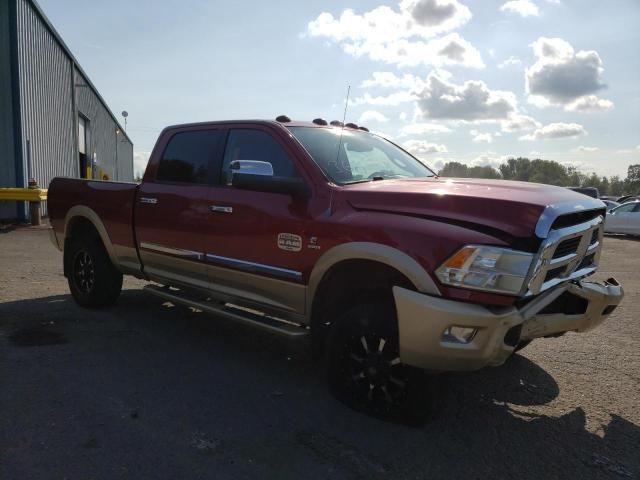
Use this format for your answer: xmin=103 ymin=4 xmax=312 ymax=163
xmin=229 ymin=160 xmax=274 ymax=178
xmin=229 ymin=160 xmax=310 ymax=198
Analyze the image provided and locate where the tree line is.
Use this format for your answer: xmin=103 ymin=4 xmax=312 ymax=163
xmin=438 ymin=158 xmax=640 ymax=197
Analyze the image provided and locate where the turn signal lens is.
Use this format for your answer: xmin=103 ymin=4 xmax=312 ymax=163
xmin=443 ymin=246 xmax=476 ymax=269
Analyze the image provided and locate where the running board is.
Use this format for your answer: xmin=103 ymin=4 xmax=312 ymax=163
xmin=143 ymin=284 xmax=309 ymax=338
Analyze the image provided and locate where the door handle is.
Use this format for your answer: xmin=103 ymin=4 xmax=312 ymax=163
xmin=140 ymin=197 xmax=158 ymax=204
xmin=210 ymin=205 xmax=233 ymax=214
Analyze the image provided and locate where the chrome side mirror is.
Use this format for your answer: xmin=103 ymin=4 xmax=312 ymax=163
xmin=229 ymin=160 xmax=274 ymax=177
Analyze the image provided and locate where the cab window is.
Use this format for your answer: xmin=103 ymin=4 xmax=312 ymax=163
xmin=157 ymin=130 xmax=222 ymax=184
xmin=222 ymin=129 xmax=299 ymax=184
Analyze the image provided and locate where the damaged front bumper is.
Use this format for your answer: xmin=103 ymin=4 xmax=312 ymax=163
xmin=393 ymin=278 xmax=623 ymax=371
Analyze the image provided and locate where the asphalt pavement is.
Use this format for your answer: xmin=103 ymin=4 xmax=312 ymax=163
xmin=1 ymin=226 xmax=638 ymax=479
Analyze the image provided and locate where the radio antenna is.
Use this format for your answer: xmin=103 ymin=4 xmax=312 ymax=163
xmin=335 ymin=85 xmax=351 ymax=166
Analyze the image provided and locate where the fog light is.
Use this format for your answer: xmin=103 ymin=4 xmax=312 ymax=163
xmin=443 ymin=326 xmax=478 ymax=344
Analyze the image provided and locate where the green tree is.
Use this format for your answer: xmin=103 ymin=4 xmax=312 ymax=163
xmin=439 ymin=162 xmax=469 ymax=177
xmin=499 ymin=157 xmax=531 ymax=181
xmin=609 ymin=176 xmax=625 ymax=196
xmin=527 ymin=159 xmax=570 ymax=186
xmin=438 ymin=162 xmax=501 ymax=179
xmin=625 ymin=164 xmax=640 ymax=194
xmin=567 ymin=166 xmax=586 ymax=187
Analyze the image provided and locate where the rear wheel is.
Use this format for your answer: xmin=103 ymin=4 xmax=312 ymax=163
xmin=67 ymin=233 xmax=123 ymax=308
xmin=326 ymin=297 xmax=435 ymax=425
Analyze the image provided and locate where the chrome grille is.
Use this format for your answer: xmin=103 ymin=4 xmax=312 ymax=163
xmin=552 ymin=237 xmax=581 ymax=259
xmin=526 ymin=216 xmax=604 ymax=295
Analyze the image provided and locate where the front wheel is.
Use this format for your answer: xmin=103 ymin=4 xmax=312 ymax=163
xmin=326 ymin=298 xmax=435 ymax=425
xmin=67 ymin=233 xmax=123 ymax=309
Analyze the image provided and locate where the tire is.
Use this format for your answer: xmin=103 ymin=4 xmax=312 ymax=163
xmin=326 ymin=296 xmax=435 ymax=425
xmin=66 ymin=232 xmax=123 ymax=309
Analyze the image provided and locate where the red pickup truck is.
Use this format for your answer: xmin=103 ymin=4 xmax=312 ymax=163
xmin=48 ymin=117 xmax=623 ymax=423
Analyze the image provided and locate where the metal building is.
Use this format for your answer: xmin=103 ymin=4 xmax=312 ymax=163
xmin=0 ymin=0 xmax=133 ymax=220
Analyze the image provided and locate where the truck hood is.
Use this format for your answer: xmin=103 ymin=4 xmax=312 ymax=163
xmin=343 ymin=177 xmax=605 ymax=240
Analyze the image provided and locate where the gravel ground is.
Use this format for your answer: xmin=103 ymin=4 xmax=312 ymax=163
xmin=1 ymin=226 xmax=638 ymax=479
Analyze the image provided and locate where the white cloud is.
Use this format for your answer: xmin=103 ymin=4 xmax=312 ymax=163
xmin=352 ymin=91 xmax=415 ymax=106
xmin=399 ymin=112 xmax=408 ymax=121
xmin=565 ymin=95 xmax=614 ymax=112
xmin=500 ymin=0 xmax=539 ymax=17
xmin=574 ymin=146 xmax=599 ymax=152
xmin=520 ymin=122 xmax=587 ymax=140
xmin=341 ymin=33 xmax=484 ymax=68
xmin=403 ymin=139 xmax=449 ymax=156
xmin=471 ymin=132 xmax=493 ymax=143
xmin=526 ymin=37 xmax=613 ymax=111
xmin=307 ymin=2 xmax=483 ymax=68
xmin=471 ymin=154 xmax=511 ymax=169
xmin=497 ymin=56 xmax=522 ymax=69
xmin=415 ymin=71 xmax=518 ymax=121
xmin=500 ymin=114 xmax=541 ymax=132
xmin=360 ymin=72 xmax=422 ymax=89
xmin=358 ymin=110 xmax=389 ymax=123
xmin=134 ymin=151 xmax=150 ymax=178
xmin=400 ymin=122 xmax=452 ymax=135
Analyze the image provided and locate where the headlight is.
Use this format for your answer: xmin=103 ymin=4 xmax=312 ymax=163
xmin=435 ymin=245 xmax=534 ymax=295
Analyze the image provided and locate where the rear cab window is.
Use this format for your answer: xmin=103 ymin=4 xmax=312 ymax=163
xmin=156 ymin=130 xmax=223 ymax=184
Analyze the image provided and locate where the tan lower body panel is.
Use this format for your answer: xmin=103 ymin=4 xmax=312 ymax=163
xmin=393 ymin=278 xmax=623 ymax=371
xmin=206 ymin=263 xmax=306 ymax=321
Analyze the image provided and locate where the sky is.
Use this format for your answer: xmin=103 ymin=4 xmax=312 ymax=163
xmin=38 ymin=0 xmax=640 ymax=178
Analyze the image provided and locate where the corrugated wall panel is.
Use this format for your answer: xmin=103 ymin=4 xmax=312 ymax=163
xmin=9 ymin=0 xmax=135 ymax=221
xmin=16 ymin=0 xmax=76 ymax=215
xmin=0 ymin=0 xmax=18 ymax=219
xmin=16 ymin=0 xmax=76 ymax=183
xmin=75 ymin=70 xmax=133 ymax=182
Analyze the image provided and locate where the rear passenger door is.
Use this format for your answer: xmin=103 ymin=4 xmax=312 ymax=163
xmin=203 ymin=126 xmax=310 ymax=317
xmin=135 ymin=127 xmax=224 ymax=290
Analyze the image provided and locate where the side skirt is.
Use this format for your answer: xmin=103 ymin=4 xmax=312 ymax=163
xmin=143 ymin=284 xmax=309 ymax=338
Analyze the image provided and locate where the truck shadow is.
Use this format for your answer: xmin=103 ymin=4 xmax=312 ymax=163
xmin=1 ymin=289 xmax=638 ymax=479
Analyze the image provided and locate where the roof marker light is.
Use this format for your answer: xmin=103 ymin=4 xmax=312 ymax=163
xmin=276 ymin=115 xmax=291 ymax=123
xmin=312 ymin=118 xmax=328 ymax=126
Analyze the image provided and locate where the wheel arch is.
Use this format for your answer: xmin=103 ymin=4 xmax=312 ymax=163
xmin=307 ymin=242 xmax=441 ymax=356
xmin=307 ymin=242 xmax=440 ymax=311
xmin=63 ymin=206 xmax=117 ymax=275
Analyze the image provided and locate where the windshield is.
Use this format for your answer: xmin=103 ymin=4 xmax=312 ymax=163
xmin=288 ymin=127 xmax=435 ymax=184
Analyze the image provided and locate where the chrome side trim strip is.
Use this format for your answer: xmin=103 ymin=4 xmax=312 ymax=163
xmin=205 ymin=253 xmax=302 ymax=281
xmin=140 ymin=242 xmax=203 ymax=261
xmin=139 ymin=197 xmax=158 ymax=204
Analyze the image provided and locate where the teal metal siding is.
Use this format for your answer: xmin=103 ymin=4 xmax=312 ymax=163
xmin=16 ymin=0 xmax=76 ymax=196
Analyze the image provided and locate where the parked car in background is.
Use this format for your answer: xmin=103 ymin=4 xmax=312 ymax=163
xmin=602 ymin=200 xmax=620 ymax=211
xmin=616 ymin=195 xmax=640 ymax=204
xmin=605 ymin=201 xmax=640 ymax=235
xmin=567 ymin=186 xmax=599 ymax=198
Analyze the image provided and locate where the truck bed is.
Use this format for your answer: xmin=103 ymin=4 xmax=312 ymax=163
xmin=48 ymin=178 xmax=141 ymax=274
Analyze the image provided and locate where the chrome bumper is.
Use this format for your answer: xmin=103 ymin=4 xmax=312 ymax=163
xmin=393 ymin=278 xmax=624 ymax=371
